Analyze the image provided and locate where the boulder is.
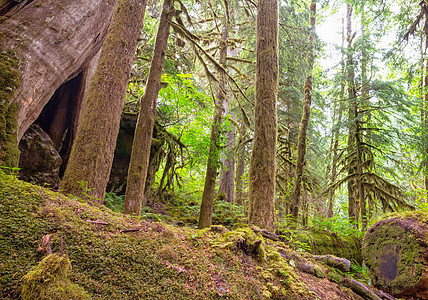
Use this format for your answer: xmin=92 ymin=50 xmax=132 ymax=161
xmin=18 ymin=124 xmax=62 ymax=187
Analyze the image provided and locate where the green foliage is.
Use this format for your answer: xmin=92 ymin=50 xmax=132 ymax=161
xmin=104 ymin=192 xmax=124 ymax=212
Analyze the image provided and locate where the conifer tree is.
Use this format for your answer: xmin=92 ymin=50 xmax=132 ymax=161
xmin=60 ymin=0 xmax=147 ymax=201
xmin=248 ymin=0 xmax=278 ymax=231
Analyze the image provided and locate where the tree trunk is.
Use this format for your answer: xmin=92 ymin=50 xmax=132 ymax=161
xmin=424 ymin=60 xmax=428 ymax=199
xmin=327 ymin=17 xmax=345 ymax=219
xmin=198 ymin=26 xmax=228 ymax=229
xmin=359 ymin=7 xmax=369 ymax=230
xmin=363 ymin=212 xmax=428 ymax=299
xmin=123 ymin=0 xmax=172 ymax=215
xmin=60 ymin=0 xmax=147 ymax=201
xmin=218 ymin=113 xmax=236 ymax=203
xmin=234 ymin=123 xmax=247 ymax=206
xmin=346 ymin=3 xmax=359 ymax=226
xmin=289 ymin=1 xmax=316 ymax=225
xmin=0 ymin=0 xmax=117 ymax=168
xmin=248 ymin=0 xmax=278 ymax=231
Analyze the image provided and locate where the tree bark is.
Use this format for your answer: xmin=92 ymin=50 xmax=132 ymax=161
xmin=234 ymin=123 xmax=247 ymax=206
xmin=359 ymin=7 xmax=369 ymax=230
xmin=0 ymin=0 xmax=117 ymax=168
xmin=363 ymin=213 xmax=428 ymax=299
xmin=248 ymin=0 xmax=278 ymax=231
xmin=60 ymin=0 xmax=147 ymax=201
xmin=218 ymin=113 xmax=236 ymax=203
xmin=198 ymin=26 xmax=228 ymax=229
xmin=346 ymin=3 xmax=359 ymax=226
xmin=289 ymin=1 xmax=316 ymax=225
xmin=327 ymin=17 xmax=345 ymax=219
xmin=124 ymin=0 xmax=173 ymax=215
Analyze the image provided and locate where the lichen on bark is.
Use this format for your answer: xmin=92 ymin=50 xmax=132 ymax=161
xmin=0 ymin=50 xmax=20 ymax=170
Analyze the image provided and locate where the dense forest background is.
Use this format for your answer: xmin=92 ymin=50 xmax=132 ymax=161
xmin=2 ymin=0 xmax=428 ymax=233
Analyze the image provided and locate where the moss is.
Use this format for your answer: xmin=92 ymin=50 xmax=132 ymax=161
xmin=0 ymin=172 xmax=376 ymax=299
xmin=212 ymin=227 xmax=267 ymax=261
xmin=362 ymin=214 xmax=427 ymax=295
xmin=277 ymin=228 xmax=362 ymax=263
xmin=0 ymin=50 xmax=20 ymax=169
xmin=22 ymin=254 xmax=89 ymax=300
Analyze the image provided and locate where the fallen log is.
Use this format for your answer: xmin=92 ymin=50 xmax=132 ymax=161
xmin=276 ymin=228 xmax=362 ymax=263
xmin=362 ymin=211 xmax=428 ymax=299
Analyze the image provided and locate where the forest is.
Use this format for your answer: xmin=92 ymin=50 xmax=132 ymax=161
xmin=1 ymin=0 xmax=428 ymax=299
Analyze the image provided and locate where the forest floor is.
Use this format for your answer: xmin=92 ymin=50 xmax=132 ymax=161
xmin=0 ymin=171 xmax=382 ymax=299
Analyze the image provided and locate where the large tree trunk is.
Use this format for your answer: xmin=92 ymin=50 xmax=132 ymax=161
xmin=289 ymin=1 xmax=316 ymax=225
xmin=198 ymin=26 xmax=229 ymax=229
xmin=0 ymin=0 xmax=117 ymax=168
xmin=60 ymin=0 xmax=147 ymax=201
xmin=123 ymin=0 xmax=172 ymax=215
xmin=248 ymin=0 xmax=278 ymax=231
xmin=363 ymin=212 xmax=428 ymax=299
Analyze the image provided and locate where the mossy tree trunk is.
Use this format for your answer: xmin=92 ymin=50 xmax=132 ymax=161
xmin=218 ymin=113 xmax=236 ymax=203
xmin=0 ymin=51 xmax=20 ymax=170
xmin=289 ymin=1 xmax=316 ymax=225
xmin=198 ymin=26 xmax=229 ymax=229
xmin=234 ymin=123 xmax=247 ymax=206
xmin=60 ymin=0 xmax=147 ymax=201
xmin=346 ymin=3 xmax=359 ymax=226
xmin=123 ymin=0 xmax=173 ymax=215
xmin=0 ymin=0 xmax=117 ymax=169
xmin=248 ymin=0 xmax=278 ymax=231
xmin=359 ymin=7 xmax=369 ymax=230
xmin=424 ymin=59 xmax=428 ymax=199
xmin=327 ymin=17 xmax=345 ymax=219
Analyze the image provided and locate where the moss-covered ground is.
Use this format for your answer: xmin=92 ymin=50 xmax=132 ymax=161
xmin=0 ymin=172 xmax=370 ymax=299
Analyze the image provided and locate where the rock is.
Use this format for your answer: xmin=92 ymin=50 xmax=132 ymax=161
xmin=18 ymin=124 xmax=62 ymax=187
xmin=362 ymin=212 xmax=428 ymax=299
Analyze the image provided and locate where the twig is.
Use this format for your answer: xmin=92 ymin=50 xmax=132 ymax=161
xmin=86 ymin=220 xmax=109 ymax=225
xmin=120 ymin=228 xmax=142 ymax=233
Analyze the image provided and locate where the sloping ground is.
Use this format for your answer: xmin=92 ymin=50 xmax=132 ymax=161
xmin=0 ymin=171 xmax=384 ymax=299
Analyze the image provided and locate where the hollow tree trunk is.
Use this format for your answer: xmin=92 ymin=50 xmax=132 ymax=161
xmin=60 ymin=0 xmax=147 ymax=201
xmin=123 ymin=0 xmax=173 ymax=215
xmin=0 ymin=0 xmax=117 ymax=168
xmin=248 ymin=0 xmax=278 ymax=231
xmin=363 ymin=212 xmax=428 ymax=299
xmin=198 ymin=26 xmax=229 ymax=229
xmin=289 ymin=1 xmax=316 ymax=225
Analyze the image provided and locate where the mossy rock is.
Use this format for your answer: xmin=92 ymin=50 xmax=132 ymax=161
xmin=362 ymin=212 xmax=428 ymax=299
xmin=22 ymin=254 xmax=89 ymax=300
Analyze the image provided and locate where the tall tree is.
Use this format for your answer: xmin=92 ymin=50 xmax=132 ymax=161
xmin=124 ymin=0 xmax=173 ymax=215
xmin=345 ymin=2 xmax=359 ymax=226
xmin=247 ymin=0 xmax=278 ymax=231
xmin=289 ymin=0 xmax=316 ymax=224
xmin=60 ymin=0 xmax=147 ymax=201
xmin=198 ymin=26 xmax=229 ymax=229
